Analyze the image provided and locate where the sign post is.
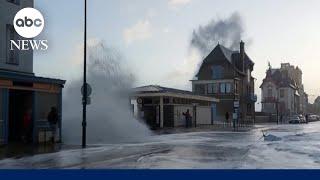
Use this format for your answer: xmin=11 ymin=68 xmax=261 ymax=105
xmin=82 ymin=0 xmax=87 ymax=148
xmin=233 ymin=100 xmax=240 ymax=131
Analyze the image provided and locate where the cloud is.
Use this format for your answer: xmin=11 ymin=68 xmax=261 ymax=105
xmin=168 ymin=0 xmax=191 ymax=6
xmin=123 ymin=20 xmax=152 ymax=44
xmin=146 ymin=8 xmax=157 ymax=18
xmin=168 ymin=0 xmax=191 ymax=8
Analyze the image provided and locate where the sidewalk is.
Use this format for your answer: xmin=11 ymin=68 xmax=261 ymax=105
xmin=0 ymin=143 xmax=80 ymax=160
xmin=154 ymin=124 xmax=253 ymax=135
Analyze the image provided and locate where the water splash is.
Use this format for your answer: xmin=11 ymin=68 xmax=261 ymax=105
xmin=62 ymin=41 xmax=150 ymax=145
xmin=191 ymin=12 xmax=245 ymax=56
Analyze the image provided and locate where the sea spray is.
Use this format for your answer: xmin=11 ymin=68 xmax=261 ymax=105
xmin=162 ymin=13 xmax=249 ymax=87
xmin=191 ymin=12 xmax=246 ymax=56
xmin=62 ymin=42 xmax=150 ymax=145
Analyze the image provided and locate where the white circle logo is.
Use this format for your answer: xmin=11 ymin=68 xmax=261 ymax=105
xmin=13 ymin=8 xmax=44 ymax=38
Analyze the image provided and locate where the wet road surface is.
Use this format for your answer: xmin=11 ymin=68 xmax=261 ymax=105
xmin=1 ymin=122 xmax=320 ymax=169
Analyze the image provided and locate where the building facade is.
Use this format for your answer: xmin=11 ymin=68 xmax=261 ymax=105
xmin=310 ymin=96 xmax=320 ymax=115
xmin=191 ymin=42 xmax=256 ymax=124
xmin=0 ymin=0 xmax=34 ymax=73
xmin=0 ymin=0 xmax=65 ymax=145
xmin=260 ymin=63 xmax=307 ymax=118
xmin=280 ymin=63 xmax=308 ymax=114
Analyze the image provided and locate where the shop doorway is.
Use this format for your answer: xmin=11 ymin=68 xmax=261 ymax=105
xmin=8 ymin=90 xmax=33 ymax=143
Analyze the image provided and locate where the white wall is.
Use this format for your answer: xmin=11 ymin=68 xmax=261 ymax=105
xmin=287 ymin=88 xmax=295 ymax=113
xmin=173 ymin=105 xmax=212 ymax=126
xmin=261 ymin=82 xmax=278 ymax=99
xmin=261 ymin=82 xmax=278 ymax=113
xmin=196 ymin=106 xmax=211 ymax=125
xmin=0 ymin=0 xmax=34 ymax=74
xmin=261 ymin=81 xmax=296 ymax=114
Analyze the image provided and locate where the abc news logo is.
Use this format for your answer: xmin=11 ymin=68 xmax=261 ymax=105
xmin=10 ymin=8 xmax=48 ymax=51
xmin=16 ymin=16 xmax=43 ymax=28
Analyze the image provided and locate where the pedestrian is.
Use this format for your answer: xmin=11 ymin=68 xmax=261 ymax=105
xmin=306 ymin=114 xmax=309 ymax=124
xmin=22 ymin=109 xmax=32 ymax=143
xmin=47 ymin=107 xmax=59 ymax=143
xmin=183 ymin=109 xmax=191 ymax=128
xmin=225 ymin=112 xmax=230 ymax=124
xmin=280 ymin=114 xmax=283 ymax=124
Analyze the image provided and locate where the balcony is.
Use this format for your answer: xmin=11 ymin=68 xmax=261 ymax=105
xmin=247 ymin=93 xmax=257 ymax=102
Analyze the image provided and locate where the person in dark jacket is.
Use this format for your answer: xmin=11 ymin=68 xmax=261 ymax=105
xmin=225 ymin=112 xmax=230 ymax=123
xmin=22 ymin=109 xmax=32 ymax=143
xmin=47 ymin=107 xmax=59 ymax=142
xmin=183 ymin=109 xmax=192 ymax=128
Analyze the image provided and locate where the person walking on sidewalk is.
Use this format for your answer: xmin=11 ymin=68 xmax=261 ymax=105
xmin=183 ymin=109 xmax=192 ymax=128
xmin=225 ymin=112 xmax=230 ymax=125
xmin=47 ymin=107 xmax=59 ymax=143
xmin=22 ymin=109 xmax=32 ymax=143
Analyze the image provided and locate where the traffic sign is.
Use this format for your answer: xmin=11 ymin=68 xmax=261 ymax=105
xmin=81 ymin=83 xmax=92 ymax=96
xmin=234 ymin=101 xmax=240 ymax=108
xmin=137 ymin=98 xmax=143 ymax=104
xmin=233 ymin=113 xmax=238 ymax=120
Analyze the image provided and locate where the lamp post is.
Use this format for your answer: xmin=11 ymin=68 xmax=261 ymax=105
xmin=82 ymin=0 xmax=87 ymax=148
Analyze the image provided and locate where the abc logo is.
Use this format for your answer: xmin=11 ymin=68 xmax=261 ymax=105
xmin=13 ymin=8 xmax=44 ymax=38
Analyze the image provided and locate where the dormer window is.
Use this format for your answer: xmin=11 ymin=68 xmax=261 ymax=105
xmin=211 ymin=65 xmax=224 ymax=79
xmin=268 ymin=88 xmax=272 ymax=97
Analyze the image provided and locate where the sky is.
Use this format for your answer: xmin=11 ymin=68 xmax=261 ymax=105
xmin=33 ymin=0 xmax=320 ymax=110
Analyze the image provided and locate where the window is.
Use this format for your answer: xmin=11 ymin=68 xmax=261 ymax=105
xmin=219 ymin=83 xmax=232 ymax=94
xmin=207 ymin=83 xmax=218 ymax=94
xmin=211 ymin=66 xmax=224 ymax=79
xmin=208 ymin=84 xmax=213 ymax=94
xmin=213 ymin=83 xmax=219 ymax=93
xmin=268 ymin=88 xmax=272 ymax=97
xmin=220 ymin=83 xmax=226 ymax=93
xmin=7 ymin=0 xmax=20 ymax=5
xmin=226 ymin=83 xmax=231 ymax=93
xmin=280 ymin=89 xmax=285 ymax=98
xmin=6 ymin=24 xmax=19 ymax=65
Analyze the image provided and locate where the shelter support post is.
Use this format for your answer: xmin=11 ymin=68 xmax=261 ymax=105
xmin=160 ymin=96 xmax=164 ymax=128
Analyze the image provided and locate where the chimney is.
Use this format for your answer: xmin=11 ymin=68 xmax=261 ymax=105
xmin=240 ymin=41 xmax=245 ymax=72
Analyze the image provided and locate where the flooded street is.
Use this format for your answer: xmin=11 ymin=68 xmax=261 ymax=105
xmin=1 ymin=122 xmax=320 ymax=169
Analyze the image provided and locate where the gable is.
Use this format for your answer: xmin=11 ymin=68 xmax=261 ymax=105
xmin=196 ymin=44 xmax=254 ymax=78
xmin=196 ymin=45 xmax=235 ymax=77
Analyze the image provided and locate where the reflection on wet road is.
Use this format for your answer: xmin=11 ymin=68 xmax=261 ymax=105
xmin=1 ymin=122 xmax=320 ymax=169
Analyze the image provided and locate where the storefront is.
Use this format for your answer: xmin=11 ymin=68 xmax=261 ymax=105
xmin=0 ymin=71 xmax=65 ymax=145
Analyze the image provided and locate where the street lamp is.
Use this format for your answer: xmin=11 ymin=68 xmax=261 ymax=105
xmin=82 ymin=0 xmax=87 ymax=148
